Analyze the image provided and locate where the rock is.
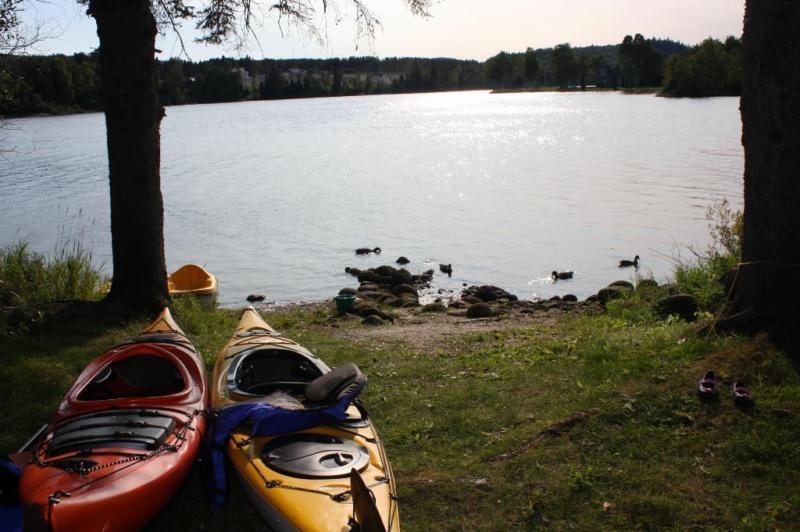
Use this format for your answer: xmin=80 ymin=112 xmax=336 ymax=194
xmin=359 ymin=306 xmax=396 ymax=322
xmin=344 ymin=267 xmax=361 ymax=277
xmin=375 ymin=265 xmax=398 ymax=277
xmin=462 ymin=295 xmax=483 ymax=305
xmin=466 ymin=303 xmax=493 ymax=318
xmin=448 ymin=299 xmax=467 ymax=309
xmin=362 ymin=315 xmax=386 ymax=326
xmin=654 ymin=294 xmax=699 ymax=321
xmin=597 ymin=286 xmax=625 ymax=303
xmin=463 ymin=285 xmax=518 ymax=303
xmin=338 ymin=287 xmax=357 ymax=296
xmin=396 ymin=256 xmax=410 ymax=265
xmin=548 ymin=295 xmax=562 ymax=301
xmin=246 ymin=294 xmax=266 ymax=302
xmin=391 ymin=284 xmax=418 ymax=297
xmin=636 ymin=279 xmax=659 ymax=290
xmin=422 ymin=302 xmax=447 ymax=313
xmin=357 ymin=282 xmax=380 ymax=293
xmin=385 ymin=297 xmax=404 ymax=307
xmin=563 ymin=294 xmax=578 ymax=302
xmin=608 ymin=280 xmax=634 ymax=290
xmin=585 ymin=294 xmax=599 ymax=303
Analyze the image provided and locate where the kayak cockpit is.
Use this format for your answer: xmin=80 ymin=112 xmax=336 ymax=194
xmin=78 ymin=354 xmax=186 ymax=401
xmin=227 ymin=346 xmax=330 ymax=398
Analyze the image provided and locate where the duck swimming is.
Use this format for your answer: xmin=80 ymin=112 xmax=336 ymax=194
xmin=355 ymin=247 xmax=382 ymax=255
xmin=619 ymin=255 xmax=640 ymax=268
xmin=439 ymin=263 xmax=453 ymax=276
xmin=552 ymin=271 xmax=574 ymax=281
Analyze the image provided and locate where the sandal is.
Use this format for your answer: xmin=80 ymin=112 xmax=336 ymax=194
xmin=732 ymin=381 xmax=754 ymax=407
xmin=697 ymin=371 xmax=719 ymax=400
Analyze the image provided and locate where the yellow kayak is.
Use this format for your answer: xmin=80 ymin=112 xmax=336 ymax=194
xmin=168 ymin=264 xmax=218 ymax=302
xmin=211 ymin=306 xmax=399 ymax=531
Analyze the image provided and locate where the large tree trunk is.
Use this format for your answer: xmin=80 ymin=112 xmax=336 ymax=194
xmin=88 ymin=0 xmax=169 ymax=313
xmin=734 ymin=1 xmax=800 ymax=322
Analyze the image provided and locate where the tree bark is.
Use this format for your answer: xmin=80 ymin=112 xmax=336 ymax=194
xmin=88 ymin=0 xmax=169 ymax=313
xmin=735 ymin=1 xmax=800 ymax=319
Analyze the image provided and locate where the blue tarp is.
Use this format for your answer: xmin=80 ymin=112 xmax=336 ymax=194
xmin=0 ymin=459 xmax=23 ymax=532
xmin=203 ymin=382 xmax=366 ymax=511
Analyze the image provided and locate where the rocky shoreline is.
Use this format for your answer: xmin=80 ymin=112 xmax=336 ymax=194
xmin=329 ymin=264 xmax=700 ymax=326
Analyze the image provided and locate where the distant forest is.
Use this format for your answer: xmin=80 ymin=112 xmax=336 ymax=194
xmin=0 ymin=34 xmax=742 ymax=117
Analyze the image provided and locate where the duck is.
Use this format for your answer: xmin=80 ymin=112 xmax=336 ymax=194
xmin=618 ymin=255 xmax=640 ymax=268
xmin=439 ymin=263 xmax=453 ymax=276
xmin=355 ymin=246 xmax=382 ymax=255
xmin=551 ymin=270 xmax=574 ymax=281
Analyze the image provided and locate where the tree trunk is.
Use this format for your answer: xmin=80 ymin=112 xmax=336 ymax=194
xmin=734 ymin=1 xmax=800 ymax=320
xmin=88 ymin=0 xmax=169 ymax=313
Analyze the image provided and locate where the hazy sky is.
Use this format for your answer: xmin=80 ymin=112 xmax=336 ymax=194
xmin=23 ymin=0 xmax=744 ymax=61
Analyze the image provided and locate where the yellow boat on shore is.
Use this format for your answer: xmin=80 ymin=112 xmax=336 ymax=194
xmin=209 ymin=307 xmax=399 ymax=531
xmin=168 ymin=264 xmax=217 ymax=305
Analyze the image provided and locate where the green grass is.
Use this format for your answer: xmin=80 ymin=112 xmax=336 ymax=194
xmin=0 ymin=241 xmax=107 ymax=306
xmin=1 ymin=297 xmax=798 ymax=531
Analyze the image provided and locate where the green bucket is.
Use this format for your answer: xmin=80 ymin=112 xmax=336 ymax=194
xmin=334 ymin=294 xmax=356 ymax=315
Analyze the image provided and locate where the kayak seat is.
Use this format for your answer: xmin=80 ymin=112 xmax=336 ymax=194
xmin=305 ymin=363 xmax=366 ymax=405
xmin=46 ymin=409 xmax=176 ymax=457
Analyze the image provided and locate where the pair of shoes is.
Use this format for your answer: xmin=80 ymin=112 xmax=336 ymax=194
xmin=697 ymin=371 xmax=755 ymax=407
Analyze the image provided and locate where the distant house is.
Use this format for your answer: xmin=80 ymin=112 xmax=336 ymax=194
xmin=231 ymin=67 xmax=265 ymax=92
xmin=370 ymin=72 xmax=403 ymax=88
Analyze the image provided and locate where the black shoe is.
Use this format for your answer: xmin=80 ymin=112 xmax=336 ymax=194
xmin=697 ymin=371 xmax=719 ymax=400
xmin=733 ymin=381 xmax=754 ymax=407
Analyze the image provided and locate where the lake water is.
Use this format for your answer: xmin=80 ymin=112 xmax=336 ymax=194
xmin=0 ymin=91 xmax=743 ymax=306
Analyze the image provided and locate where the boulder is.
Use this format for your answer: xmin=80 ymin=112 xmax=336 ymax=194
xmin=466 ymin=303 xmax=493 ymax=318
xmin=375 ymin=265 xmax=398 ymax=277
xmin=246 ymin=294 xmax=266 ymax=302
xmin=359 ymin=306 xmax=396 ymax=322
xmin=362 ymin=315 xmax=386 ymax=326
xmin=422 ymin=302 xmax=447 ymax=313
xmin=597 ymin=286 xmax=625 ymax=304
xmin=462 ymin=295 xmax=483 ymax=305
xmin=463 ymin=285 xmax=518 ymax=303
xmin=396 ymin=256 xmax=410 ymax=265
xmin=654 ymin=294 xmax=699 ymax=321
xmin=608 ymin=280 xmax=635 ymax=290
xmin=549 ymin=295 xmax=562 ymax=301
xmin=636 ymin=279 xmax=659 ymax=290
xmin=391 ymin=284 xmax=418 ymax=297
xmin=344 ymin=267 xmax=361 ymax=277
xmin=563 ymin=294 xmax=578 ymax=302
xmin=585 ymin=294 xmax=600 ymax=303
xmin=358 ymin=282 xmax=380 ymax=293
xmin=338 ymin=287 xmax=357 ymax=296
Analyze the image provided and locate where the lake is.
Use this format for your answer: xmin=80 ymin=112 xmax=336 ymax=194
xmin=0 ymin=90 xmax=743 ymax=306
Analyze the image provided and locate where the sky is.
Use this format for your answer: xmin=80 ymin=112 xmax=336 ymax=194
xmin=21 ymin=0 xmax=744 ymax=61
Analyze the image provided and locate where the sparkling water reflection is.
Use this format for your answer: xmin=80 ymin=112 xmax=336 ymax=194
xmin=0 ymin=91 xmax=742 ymax=305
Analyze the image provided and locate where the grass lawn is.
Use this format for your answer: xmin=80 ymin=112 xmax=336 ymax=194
xmin=1 ymin=297 xmax=798 ymax=530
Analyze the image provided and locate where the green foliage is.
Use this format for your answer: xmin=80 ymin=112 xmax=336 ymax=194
xmin=618 ymin=33 xmax=664 ymax=87
xmin=674 ymin=199 xmax=743 ymax=310
xmin=552 ymin=43 xmax=579 ymax=87
xmin=662 ymin=37 xmax=743 ymax=97
xmin=523 ymin=47 xmax=538 ymax=85
xmin=0 ymin=241 xmax=107 ymax=305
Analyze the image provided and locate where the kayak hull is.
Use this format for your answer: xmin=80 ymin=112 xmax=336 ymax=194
xmin=212 ymin=307 xmax=400 ymax=531
xmin=18 ymin=309 xmax=208 ymax=532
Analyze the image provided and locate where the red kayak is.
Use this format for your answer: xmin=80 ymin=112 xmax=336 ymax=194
xmin=18 ymin=308 xmax=208 ymax=531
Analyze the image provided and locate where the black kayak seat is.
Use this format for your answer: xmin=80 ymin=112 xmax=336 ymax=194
xmin=305 ymin=363 xmax=366 ymax=405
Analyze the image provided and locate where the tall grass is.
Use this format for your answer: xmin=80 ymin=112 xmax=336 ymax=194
xmin=0 ymin=240 xmax=107 ymax=304
xmin=673 ymin=198 xmax=742 ymax=310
